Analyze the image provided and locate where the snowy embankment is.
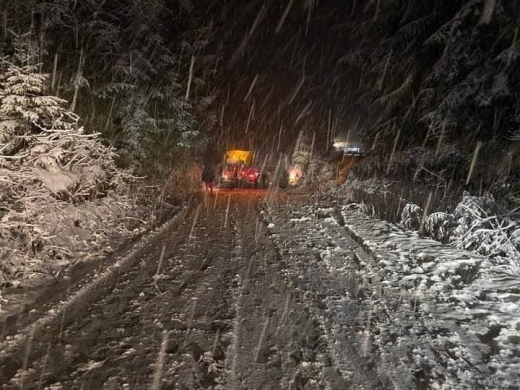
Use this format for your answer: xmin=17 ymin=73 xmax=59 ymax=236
xmin=0 ymin=205 xmax=185 ymax=363
xmin=265 ymin=194 xmax=519 ymax=389
xmin=338 ymin=205 xmax=519 ymax=389
xmin=0 ymin=62 xmax=160 ymax=296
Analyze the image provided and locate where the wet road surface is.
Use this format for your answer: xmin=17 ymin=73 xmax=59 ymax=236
xmin=0 ymin=190 xmax=386 ymax=389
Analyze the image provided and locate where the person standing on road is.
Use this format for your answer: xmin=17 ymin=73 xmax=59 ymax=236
xmin=202 ymin=165 xmax=215 ymax=196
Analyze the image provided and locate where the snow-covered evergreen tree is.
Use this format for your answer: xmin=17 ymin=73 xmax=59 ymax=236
xmin=0 ymin=60 xmax=119 ymax=197
xmin=0 ymin=52 xmax=125 ymax=286
xmin=2 ymin=0 xmax=215 ymax=170
xmin=343 ymin=0 xmax=520 ymax=188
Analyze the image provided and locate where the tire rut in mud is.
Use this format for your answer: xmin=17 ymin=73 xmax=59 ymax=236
xmin=262 ymin=198 xmax=395 ymax=389
xmin=1 ymin=199 xmax=240 ymax=389
xmin=0 ymin=193 xmax=302 ymax=389
xmin=223 ymin=200 xmax=300 ymax=389
xmin=0 ymin=206 xmax=191 ymax=386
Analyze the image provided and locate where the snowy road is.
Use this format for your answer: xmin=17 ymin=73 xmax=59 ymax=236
xmin=2 ymin=189 xmax=517 ymax=389
xmin=0 ymin=190 xmax=384 ymax=389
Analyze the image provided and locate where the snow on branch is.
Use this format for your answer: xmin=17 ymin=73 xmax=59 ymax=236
xmin=0 ymin=59 xmax=132 ymax=288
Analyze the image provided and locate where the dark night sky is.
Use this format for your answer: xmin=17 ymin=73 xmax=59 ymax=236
xmin=195 ymin=0 xmax=363 ymax=152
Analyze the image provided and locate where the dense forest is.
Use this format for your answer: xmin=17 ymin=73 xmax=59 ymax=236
xmin=342 ymin=0 xmax=520 ymax=193
xmin=1 ymin=0 xmax=520 ymax=284
xmin=2 ymin=0 xmax=519 ymax=181
xmin=1 ymin=0 xmax=216 ymax=169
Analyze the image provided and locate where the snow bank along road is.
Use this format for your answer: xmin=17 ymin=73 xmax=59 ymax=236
xmin=0 ymin=190 xmax=386 ymax=389
xmin=265 ymin=198 xmax=520 ymax=390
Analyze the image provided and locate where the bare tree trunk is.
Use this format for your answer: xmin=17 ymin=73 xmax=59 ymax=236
xmin=38 ymin=30 xmax=44 ymax=72
xmin=104 ymin=96 xmax=116 ymax=133
xmin=326 ymin=109 xmax=332 ymax=150
xmin=56 ymin=71 xmax=62 ymax=95
xmin=70 ymin=47 xmax=84 ymax=112
xmin=51 ymin=51 xmax=59 ymax=92
xmin=185 ymin=55 xmax=195 ymax=100
xmin=481 ymin=0 xmax=497 ymax=24
xmin=2 ymin=10 xmax=7 ymax=40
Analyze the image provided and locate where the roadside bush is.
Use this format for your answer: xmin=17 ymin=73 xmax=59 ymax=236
xmin=397 ymin=193 xmax=520 ymax=267
xmin=424 ymin=212 xmax=455 ymax=243
xmin=401 ymin=203 xmax=423 ymax=231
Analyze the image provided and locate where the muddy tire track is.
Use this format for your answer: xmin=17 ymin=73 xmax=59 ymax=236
xmin=0 ymin=197 xmax=239 ymax=389
xmin=1 ymin=190 xmax=389 ymax=390
xmin=0 ymin=192 xmax=301 ymax=389
xmin=223 ymin=201 xmax=299 ymax=389
xmin=0 ymin=206 xmax=191 ymax=386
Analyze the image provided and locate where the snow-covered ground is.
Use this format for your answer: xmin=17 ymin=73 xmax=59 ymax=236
xmin=264 ymin=197 xmax=520 ymax=389
xmin=340 ymin=205 xmax=520 ymax=389
xmin=2 ymin=189 xmax=519 ymax=389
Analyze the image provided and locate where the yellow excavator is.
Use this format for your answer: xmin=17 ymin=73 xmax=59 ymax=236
xmin=220 ymin=150 xmax=263 ymax=187
xmin=220 ymin=150 xmax=292 ymax=189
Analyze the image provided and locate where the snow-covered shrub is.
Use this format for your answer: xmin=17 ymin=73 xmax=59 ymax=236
xmin=424 ymin=212 xmax=455 ymax=243
xmin=453 ymin=192 xmax=498 ymax=222
xmin=451 ymin=192 xmax=520 ymax=264
xmin=401 ymin=203 xmax=423 ymax=231
xmin=291 ymin=131 xmax=312 ymax=181
xmin=510 ymin=227 xmax=520 ymax=248
xmin=345 ymin=201 xmax=375 ymax=217
xmin=0 ymin=63 xmax=123 ymax=199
